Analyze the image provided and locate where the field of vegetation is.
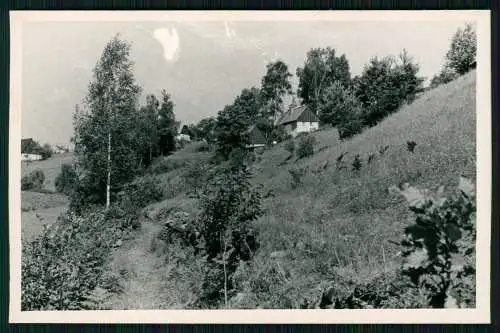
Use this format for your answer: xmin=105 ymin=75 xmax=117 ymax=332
xmin=20 ymin=23 xmax=478 ymax=311
xmin=21 ymin=154 xmax=73 ymax=241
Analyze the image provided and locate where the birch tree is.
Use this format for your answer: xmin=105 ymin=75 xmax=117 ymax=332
xmin=73 ymin=35 xmax=141 ymax=210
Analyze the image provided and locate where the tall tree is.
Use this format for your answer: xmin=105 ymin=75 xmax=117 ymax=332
xmin=214 ymin=87 xmax=262 ymax=158
xmin=260 ymin=60 xmax=293 ymax=121
xmin=157 ymin=90 xmax=178 ymax=155
xmin=354 ymin=52 xmax=423 ymax=127
xmin=73 ymin=35 xmax=141 ymax=210
xmin=446 ymin=23 xmax=477 ymax=75
xmin=136 ymin=94 xmax=160 ymax=166
xmin=196 ymin=117 xmax=217 ymax=144
xmin=296 ymin=47 xmax=351 ymax=115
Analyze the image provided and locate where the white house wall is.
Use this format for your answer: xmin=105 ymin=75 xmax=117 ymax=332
xmin=290 ymin=121 xmax=319 ymax=137
xmin=22 ymin=154 xmax=42 ymax=161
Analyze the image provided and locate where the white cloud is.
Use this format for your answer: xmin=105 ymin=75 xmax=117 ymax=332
xmin=153 ymin=27 xmax=180 ymax=63
xmin=224 ymin=21 xmax=236 ymax=39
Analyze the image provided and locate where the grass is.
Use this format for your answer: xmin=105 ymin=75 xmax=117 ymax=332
xmin=21 ymin=154 xmax=73 ymax=242
xmin=236 ymin=70 xmax=476 ymax=307
xmin=90 ymin=70 xmax=477 ymax=309
xmin=21 ymin=152 xmax=74 ymax=192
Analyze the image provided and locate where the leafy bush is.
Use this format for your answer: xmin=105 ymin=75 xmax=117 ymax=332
xmin=318 ymin=81 xmax=364 ymax=131
xmin=390 ymin=176 xmax=476 ymax=308
xmin=335 ymin=152 xmax=348 ymax=170
xmin=22 ymin=209 xmax=126 ymax=310
xmin=296 ymin=134 xmax=316 ymax=159
xmin=55 ymin=164 xmax=78 ymax=196
xmin=288 ymin=167 xmax=307 ymax=189
xmin=446 ymin=23 xmax=476 ymax=75
xmin=352 ymin=154 xmax=362 ymax=172
xmin=406 ymin=141 xmax=417 ymax=153
xmin=337 ymin=114 xmax=364 ymax=140
xmin=151 ymin=158 xmax=186 ymax=175
xmin=284 ymin=139 xmax=295 ymax=155
xmin=430 ymin=66 xmax=459 ymax=88
xmin=354 ymin=51 xmax=424 ymax=128
xmin=21 ymin=169 xmax=45 ymax=191
xmin=118 ymin=175 xmax=164 ymax=212
xmin=194 ymin=161 xmax=263 ymax=308
xmin=183 ymin=161 xmax=210 ymax=196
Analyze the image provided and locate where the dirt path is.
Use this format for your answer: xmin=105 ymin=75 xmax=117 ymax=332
xmin=103 ymin=218 xmax=176 ymax=309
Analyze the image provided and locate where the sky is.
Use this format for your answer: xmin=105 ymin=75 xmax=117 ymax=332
xmin=20 ymin=18 xmax=471 ymax=147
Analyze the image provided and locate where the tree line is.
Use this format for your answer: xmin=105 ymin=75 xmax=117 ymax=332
xmin=181 ymin=22 xmax=476 ymax=147
xmin=70 ymin=23 xmax=476 ymax=213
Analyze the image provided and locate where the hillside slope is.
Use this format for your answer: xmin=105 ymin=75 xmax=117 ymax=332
xmin=108 ymin=70 xmax=476 ymax=309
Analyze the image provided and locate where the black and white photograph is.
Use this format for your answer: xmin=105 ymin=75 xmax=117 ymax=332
xmin=9 ymin=10 xmax=491 ymax=323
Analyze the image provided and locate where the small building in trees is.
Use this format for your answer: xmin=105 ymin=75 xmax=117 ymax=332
xmin=175 ymin=133 xmax=191 ymax=143
xmin=22 ymin=153 xmax=42 ymax=161
xmin=277 ymin=105 xmax=319 ymax=137
xmin=244 ymin=125 xmax=267 ymax=149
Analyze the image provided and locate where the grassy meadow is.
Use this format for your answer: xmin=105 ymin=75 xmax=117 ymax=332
xmin=20 ymin=70 xmax=476 ymax=309
xmin=21 ymin=153 xmax=73 ymax=241
xmin=101 ymin=70 xmax=476 ymax=309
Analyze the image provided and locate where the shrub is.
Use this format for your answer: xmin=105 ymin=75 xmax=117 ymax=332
xmin=151 ymin=158 xmax=186 ymax=175
xmin=430 ymin=66 xmax=459 ymax=88
xmin=183 ymin=161 xmax=210 ymax=196
xmin=446 ymin=23 xmax=477 ymax=75
xmin=390 ymin=176 xmax=476 ymax=308
xmin=335 ymin=152 xmax=348 ymax=170
xmin=352 ymin=154 xmax=362 ymax=172
xmin=406 ymin=141 xmax=417 ymax=153
xmin=318 ymin=81 xmax=364 ymax=130
xmin=367 ymin=153 xmax=375 ymax=164
xmin=288 ymin=167 xmax=307 ymax=189
xmin=378 ymin=145 xmax=390 ymax=156
xmin=337 ymin=115 xmax=364 ymax=140
xmin=296 ymin=134 xmax=316 ymax=159
xmin=284 ymin=139 xmax=295 ymax=156
xmin=21 ymin=169 xmax=45 ymax=191
xmin=118 ymin=175 xmax=164 ymax=212
xmin=22 ymin=209 xmax=125 ymax=310
xmin=55 ymin=164 xmax=78 ymax=196
xmin=194 ymin=161 xmax=263 ymax=308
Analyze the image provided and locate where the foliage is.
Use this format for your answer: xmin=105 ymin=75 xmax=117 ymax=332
xmin=288 ymin=167 xmax=306 ymax=189
xmin=72 ymin=35 xmax=142 ymax=210
xmin=406 ymin=140 xmax=417 ymax=153
xmin=354 ymin=50 xmax=424 ymax=127
xmin=194 ymin=161 xmax=263 ymax=307
xmin=21 ymin=139 xmax=53 ymax=160
xmin=183 ymin=160 xmax=210 ymax=196
xmin=157 ymin=90 xmax=178 ymax=156
xmin=195 ymin=117 xmax=218 ymax=144
xmin=118 ymin=175 xmax=164 ymax=212
xmin=296 ymin=47 xmax=351 ymax=115
xmin=317 ymin=81 xmax=363 ymax=128
xmin=296 ymin=134 xmax=316 ymax=159
xmin=214 ymin=88 xmax=262 ymax=159
xmin=135 ymin=94 xmax=160 ymax=167
xmin=21 ymin=209 xmax=126 ymax=310
xmin=260 ymin=60 xmax=293 ymax=121
xmin=284 ymin=139 xmax=295 ymax=155
xmin=430 ymin=66 xmax=459 ymax=88
xmin=55 ymin=164 xmax=78 ymax=196
xmin=21 ymin=169 xmax=45 ymax=191
xmin=391 ymin=177 xmax=476 ymax=308
xmin=446 ymin=23 xmax=477 ymax=75
xmin=150 ymin=157 xmax=187 ymax=175
xmin=352 ymin=154 xmax=362 ymax=172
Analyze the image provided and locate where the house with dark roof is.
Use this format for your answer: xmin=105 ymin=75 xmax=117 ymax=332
xmin=277 ymin=105 xmax=319 ymax=137
xmin=243 ymin=125 xmax=267 ymax=149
